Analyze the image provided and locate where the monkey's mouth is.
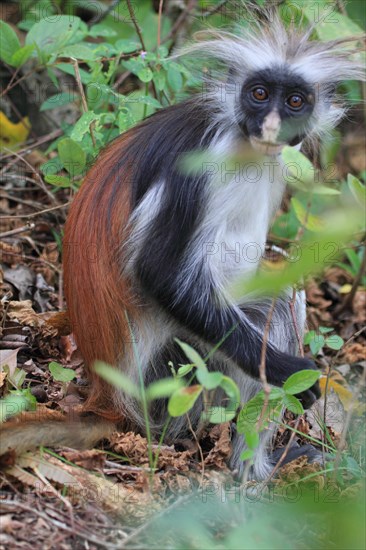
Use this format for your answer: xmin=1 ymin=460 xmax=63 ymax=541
xmin=250 ymin=137 xmax=285 ymax=156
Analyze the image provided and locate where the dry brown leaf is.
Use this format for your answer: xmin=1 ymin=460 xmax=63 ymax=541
xmin=352 ymin=289 xmax=366 ymax=324
xmin=306 ymin=280 xmax=332 ymax=310
xmin=324 ymin=267 xmax=353 ymax=285
xmin=0 ymin=241 xmax=23 ymax=266
xmin=7 ymin=300 xmax=40 ymax=327
xmin=204 ymin=423 xmax=232 ymax=470
xmin=277 ymin=455 xmax=325 ymax=486
xmin=6 ymin=463 xmax=43 ymax=487
xmin=109 ymin=431 xmax=195 ymax=472
xmin=341 ymin=342 xmax=365 ymax=364
xmin=109 ymin=431 xmax=149 ymax=464
xmin=307 ymin=390 xmax=345 ymax=440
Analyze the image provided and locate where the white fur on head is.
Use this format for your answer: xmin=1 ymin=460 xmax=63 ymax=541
xmin=181 ymin=12 xmax=365 ymax=142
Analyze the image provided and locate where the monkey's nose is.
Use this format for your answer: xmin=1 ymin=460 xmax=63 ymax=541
xmin=262 ymin=111 xmax=281 ymax=142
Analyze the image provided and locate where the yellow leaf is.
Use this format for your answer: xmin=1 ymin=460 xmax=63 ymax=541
xmin=339 ymin=284 xmax=352 ymax=294
xmin=319 ymin=377 xmax=363 ymax=412
xmin=0 ymin=111 xmax=30 ymax=150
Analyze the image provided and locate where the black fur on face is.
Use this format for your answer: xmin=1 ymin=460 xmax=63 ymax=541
xmin=238 ymin=65 xmax=315 ymax=145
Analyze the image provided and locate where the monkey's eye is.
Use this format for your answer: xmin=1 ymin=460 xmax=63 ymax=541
xmin=251 ymin=87 xmax=269 ymax=102
xmin=286 ymin=94 xmax=304 ymax=110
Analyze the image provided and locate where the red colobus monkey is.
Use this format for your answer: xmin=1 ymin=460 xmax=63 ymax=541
xmin=1 ymin=16 xmax=364 ymax=479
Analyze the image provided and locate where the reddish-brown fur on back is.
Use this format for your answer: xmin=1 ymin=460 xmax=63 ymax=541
xmin=63 ymin=132 xmax=137 ymax=420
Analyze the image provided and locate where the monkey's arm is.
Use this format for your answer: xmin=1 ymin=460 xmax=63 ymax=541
xmin=136 ymin=251 xmax=319 ymax=406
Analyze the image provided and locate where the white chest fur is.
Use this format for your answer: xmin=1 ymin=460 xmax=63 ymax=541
xmin=202 ymin=139 xmax=286 ymax=286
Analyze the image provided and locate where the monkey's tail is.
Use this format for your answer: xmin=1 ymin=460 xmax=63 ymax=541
xmin=0 ymin=411 xmax=115 ymax=457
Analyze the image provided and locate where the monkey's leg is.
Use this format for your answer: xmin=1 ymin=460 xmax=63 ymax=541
xmin=228 ymin=289 xmax=314 ymax=479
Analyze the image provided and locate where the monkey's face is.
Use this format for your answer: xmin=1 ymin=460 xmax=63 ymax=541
xmin=239 ymin=66 xmax=316 ymax=155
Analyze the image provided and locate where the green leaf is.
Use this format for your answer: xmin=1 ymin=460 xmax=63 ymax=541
xmin=202 ymin=405 xmax=237 ymax=424
xmin=94 ymin=361 xmax=140 ymax=399
xmin=88 ymin=24 xmax=117 ymax=38
xmin=0 ymin=21 xmax=21 ymax=65
xmin=115 ymin=39 xmax=140 ymax=53
xmin=58 ymin=138 xmax=86 ymax=177
xmin=0 ymin=390 xmax=36 ymax=423
xmin=49 ymin=361 xmax=76 ymax=383
xmin=219 ymin=376 xmax=241 ymax=410
xmin=319 ymin=327 xmax=334 ymax=334
xmin=25 ymin=16 xmax=81 ymax=56
xmin=282 ymin=146 xmax=315 ymax=186
xmin=305 ymin=8 xmax=364 ymax=42
xmin=348 ymin=174 xmax=366 ymax=208
xmin=310 ymin=335 xmax=325 ymax=356
xmin=291 ymin=198 xmax=324 ymax=232
xmin=137 ymin=67 xmax=153 ymax=83
xmin=41 ymin=157 xmax=64 ymax=176
xmin=311 ymin=185 xmax=340 ymax=196
xmin=146 ymin=378 xmax=184 ymax=401
xmin=153 ymin=70 xmax=166 ymax=91
xmin=345 ymin=248 xmax=361 ymax=274
xmin=196 ymin=370 xmax=223 ymax=390
xmin=177 ymin=364 xmax=194 ymax=378
xmin=168 ymin=385 xmax=203 ymax=417
xmin=283 ymin=394 xmax=304 ymax=415
xmin=267 ymin=387 xmax=286 ymax=400
xmin=157 ymin=45 xmax=169 ymax=58
xmin=58 ymin=44 xmax=96 ymax=61
xmin=245 ymin=429 xmax=260 ymax=450
xmin=240 ymin=449 xmax=254 ymax=461
xmin=283 ymin=370 xmax=321 ymax=395
xmin=175 ymin=339 xmax=207 ymax=371
xmin=57 ymin=62 xmax=91 ymax=84
xmin=237 ymin=395 xmax=264 ymax=433
xmin=137 ymin=95 xmax=162 ymax=109
xmin=70 ymin=112 xmax=100 ymax=141
xmin=45 ymin=175 xmax=71 ymax=188
xmin=11 ymin=44 xmax=35 ymax=68
xmin=304 ymin=330 xmax=316 ymax=345
xmin=325 ymin=335 xmax=344 ymax=351
xmin=40 ymin=92 xmax=75 ymax=111
xmin=167 ymin=66 xmax=183 ymax=91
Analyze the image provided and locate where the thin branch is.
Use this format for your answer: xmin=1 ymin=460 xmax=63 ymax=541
xmin=289 ymin=287 xmax=305 ymax=357
xmin=0 ymin=129 xmax=63 ymax=162
xmin=157 ymin=0 xmax=165 ymax=48
xmin=72 ymin=59 xmax=96 ymax=148
xmin=1 ymin=147 xmax=58 ymax=205
xmin=126 ymin=0 xmax=147 ymax=51
xmin=0 ymin=202 xmax=69 ymax=220
xmin=266 ymin=417 xmax=301 ymax=482
xmin=0 ymin=223 xmax=35 ymax=239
